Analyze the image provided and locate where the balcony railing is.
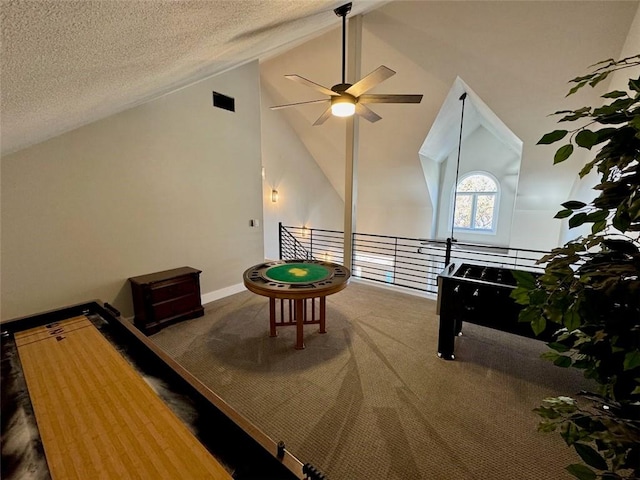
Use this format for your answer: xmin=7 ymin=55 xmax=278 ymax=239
xmin=279 ymin=223 xmax=548 ymax=295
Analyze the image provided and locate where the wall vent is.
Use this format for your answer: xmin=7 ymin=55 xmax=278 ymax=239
xmin=212 ymin=92 xmax=235 ymax=112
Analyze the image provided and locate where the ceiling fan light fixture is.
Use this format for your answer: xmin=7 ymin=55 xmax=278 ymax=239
xmin=331 ymin=96 xmax=356 ymax=117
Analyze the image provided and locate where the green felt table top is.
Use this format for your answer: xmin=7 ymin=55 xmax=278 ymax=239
xmin=264 ymin=263 xmax=331 ymax=283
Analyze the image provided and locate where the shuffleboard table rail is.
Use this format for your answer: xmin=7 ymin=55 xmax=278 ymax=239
xmin=1 ymin=300 xmax=316 ymax=480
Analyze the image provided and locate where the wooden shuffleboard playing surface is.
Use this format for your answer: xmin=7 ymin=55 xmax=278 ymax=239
xmin=15 ymin=316 xmax=232 ymax=479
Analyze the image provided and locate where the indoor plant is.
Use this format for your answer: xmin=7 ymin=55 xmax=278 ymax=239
xmin=511 ymin=55 xmax=640 ymax=480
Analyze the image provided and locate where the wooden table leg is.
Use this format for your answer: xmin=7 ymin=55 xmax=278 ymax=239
xmin=319 ymin=297 xmax=326 ymax=334
xmin=294 ymin=299 xmax=304 ymax=350
xmin=269 ymin=297 xmax=277 ymax=337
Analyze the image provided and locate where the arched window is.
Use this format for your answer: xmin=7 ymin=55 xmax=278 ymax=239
xmin=453 ymin=172 xmax=499 ymax=232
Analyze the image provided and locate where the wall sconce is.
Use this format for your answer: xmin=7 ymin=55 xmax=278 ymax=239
xmin=271 ymin=189 xmax=279 ymax=203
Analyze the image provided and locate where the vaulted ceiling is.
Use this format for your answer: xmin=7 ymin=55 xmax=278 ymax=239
xmin=260 ymin=1 xmax=639 ymax=240
xmin=0 ymin=0 xmax=387 ymax=155
xmin=2 ymin=0 xmax=638 ymax=245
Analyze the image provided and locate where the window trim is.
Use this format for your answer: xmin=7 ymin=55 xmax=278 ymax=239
xmin=451 ymin=171 xmax=500 ymax=235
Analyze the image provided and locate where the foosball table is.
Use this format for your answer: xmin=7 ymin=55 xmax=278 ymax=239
xmin=436 ymin=262 xmax=551 ymax=360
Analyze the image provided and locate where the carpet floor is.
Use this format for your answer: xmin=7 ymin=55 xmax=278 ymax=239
xmin=150 ymin=280 xmax=591 ymax=480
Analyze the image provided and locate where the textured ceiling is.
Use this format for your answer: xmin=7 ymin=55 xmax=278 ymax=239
xmin=0 ymin=0 xmax=387 ymax=155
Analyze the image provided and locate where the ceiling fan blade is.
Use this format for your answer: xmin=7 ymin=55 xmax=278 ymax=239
xmin=345 ymin=65 xmax=396 ymax=97
xmin=313 ymin=106 xmax=334 ymax=126
xmin=285 ymin=75 xmax=339 ymax=97
xmin=358 ymin=94 xmax=423 ymax=104
xmin=270 ymin=99 xmax=330 ymax=110
xmin=355 ymin=103 xmax=382 ymax=123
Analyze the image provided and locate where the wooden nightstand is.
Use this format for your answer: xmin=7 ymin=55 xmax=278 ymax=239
xmin=129 ymin=267 xmax=204 ymax=334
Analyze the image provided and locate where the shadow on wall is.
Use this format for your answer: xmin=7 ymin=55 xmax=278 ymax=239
xmin=112 ymin=281 xmax=134 ymax=319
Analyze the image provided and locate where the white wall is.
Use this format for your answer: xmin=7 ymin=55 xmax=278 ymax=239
xmin=260 ymin=87 xmax=344 ymax=260
xmin=560 ymin=3 xmax=640 ymax=244
xmin=435 ymin=126 xmax=519 ymax=246
xmin=1 ymin=61 xmax=264 ymax=320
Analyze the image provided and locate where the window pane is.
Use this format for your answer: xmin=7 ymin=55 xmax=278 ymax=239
xmin=474 ymin=194 xmax=495 ymax=229
xmin=458 ymin=174 xmax=497 ymax=193
xmin=454 ymin=194 xmax=472 ymax=228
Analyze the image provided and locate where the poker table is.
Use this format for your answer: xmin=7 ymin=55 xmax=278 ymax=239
xmin=243 ymin=260 xmax=350 ymax=349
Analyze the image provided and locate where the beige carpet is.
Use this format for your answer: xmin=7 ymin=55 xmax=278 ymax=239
xmin=151 ymin=280 xmax=590 ymax=479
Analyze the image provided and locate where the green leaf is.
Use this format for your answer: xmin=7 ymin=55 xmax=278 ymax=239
xmin=559 ymin=109 xmax=591 ymax=122
xmin=537 ymin=421 xmax=557 ymax=433
xmin=548 ymin=342 xmax=570 ymax=353
xmin=519 ymin=305 xmax=541 ymax=325
xmin=579 ymin=159 xmax=598 ymax=178
xmin=567 ymin=81 xmax=587 ymax=96
xmin=555 ymin=209 xmax=573 ymax=219
xmin=591 ymin=220 xmax=606 ymax=234
xmin=554 ymin=355 xmax=572 ymax=367
xmin=602 ymin=239 xmax=639 ymax=253
xmin=562 ymin=201 xmax=587 ymax=210
xmin=575 ymin=130 xmax=599 ymax=150
xmin=566 ymin=463 xmax=596 ymax=480
xmin=510 ymin=287 xmax=530 ymax=305
xmin=532 ymin=315 xmax=547 ymax=336
xmin=554 ymin=144 xmax=574 ymax=164
xmin=623 ymin=350 xmax=640 ymax=370
xmin=612 ymin=211 xmax=631 ymax=232
xmin=512 ymin=270 xmax=536 ymax=289
xmin=563 ymin=309 xmax=581 ymax=331
xmin=541 ymin=351 xmax=560 ymax=361
xmin=529 ymin=290 xmax=547 ymax=306
xmin=585 ymin=210 xmax=608 ymax=222
xmin=569 ymin=212 xmax=588 ymax=228
xmin=574 ymin=443 xmax=608 ymax=471
xmin=589 ymin=71 xmax=609 ymax=88
xmin=601 ymin=90 xmax=627 ymax=99
xmin=538 ymin=130 xmax=568 ymax=145
xmin=594 ymin=127 xmax=617 ymax=145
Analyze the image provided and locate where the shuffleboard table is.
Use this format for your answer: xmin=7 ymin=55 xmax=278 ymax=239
xmin=1 ymin=301 xmax=328 ymax=480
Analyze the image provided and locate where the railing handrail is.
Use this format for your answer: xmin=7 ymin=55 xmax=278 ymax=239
xmin=283 ymin=224 xmax=548 ymax=256
xmin=279 ymin=224 xmax=549 ymax=296
xmin=279 ymin=222 xmax=314 ymax=260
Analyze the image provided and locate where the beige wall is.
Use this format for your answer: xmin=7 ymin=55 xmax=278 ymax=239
xmin=560 ymin=3 xmax=640 ymax=244
xmin=260 ymin=87 xmax=344 ymax=260
xmin=1 ymin=61 xmax=264 ymax=320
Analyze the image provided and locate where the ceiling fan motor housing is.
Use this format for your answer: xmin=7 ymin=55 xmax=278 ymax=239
xmin=331 ymin=83 xmax=352 ymax=94
xmin=334 ymin=3 xmax=352 ymax=18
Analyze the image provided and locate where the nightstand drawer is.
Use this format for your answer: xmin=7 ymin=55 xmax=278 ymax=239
xmin=150 ymin=277 xmax=198 ymax=304
xmin=152 ymin=294 xmax=201 ymax=321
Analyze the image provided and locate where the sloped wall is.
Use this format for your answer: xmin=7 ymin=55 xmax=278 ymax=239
xmin=1 ymin=61 xmax=264 ymax=320
xmin=260 ymin=87 xmax=344 ymax=259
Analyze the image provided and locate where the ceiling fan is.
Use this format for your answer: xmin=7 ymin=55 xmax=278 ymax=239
xmin=270 ymin=2 xmax=423 ymax=125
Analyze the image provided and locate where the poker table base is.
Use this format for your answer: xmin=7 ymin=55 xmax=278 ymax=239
xmin=269 ymin=297 xmax=326 ymax=349
xmin=243 ymin=260 xmax=350 ymax=350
